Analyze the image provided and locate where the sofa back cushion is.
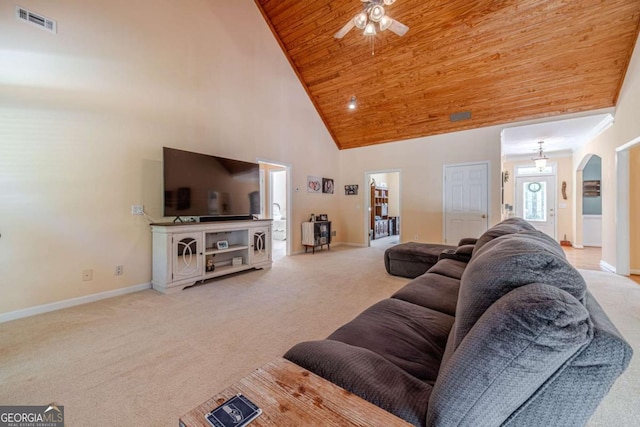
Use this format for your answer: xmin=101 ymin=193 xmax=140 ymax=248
xmin=472 ymin=217 xmax=535 ymax=256
xmin=427 ymin=283 xmax=593 ymax=426
xmin=449 ymin=230 xmax=587 ymax=352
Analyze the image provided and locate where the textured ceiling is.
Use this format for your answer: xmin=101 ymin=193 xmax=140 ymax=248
xmin=255 ymin=0 xmax=640 ymax=150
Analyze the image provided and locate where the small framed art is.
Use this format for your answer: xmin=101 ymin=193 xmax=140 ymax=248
xmin=307 ymin=176 xmax=322 ymax=193
xmin=322 ymin=178 xmax=334 ymax=194
xmin=344 ymin=185 xmax=358 ymax=195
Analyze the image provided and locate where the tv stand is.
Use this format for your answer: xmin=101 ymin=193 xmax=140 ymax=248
xmin=151 ymin=219 xmax=272 ymax=293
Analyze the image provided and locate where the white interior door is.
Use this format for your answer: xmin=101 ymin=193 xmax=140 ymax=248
xmin=515 ymin=175 xmax=556 ymax=239
xmin=444 ymin=163 xmax=489 ymax=244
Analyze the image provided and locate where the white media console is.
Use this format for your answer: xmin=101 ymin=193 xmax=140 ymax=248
xmin=151 ymin=219 xmax=272 ymax=294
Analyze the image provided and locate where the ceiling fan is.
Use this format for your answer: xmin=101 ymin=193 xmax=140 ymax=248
xmin=335 ymin=0 xmax=409 ymax=39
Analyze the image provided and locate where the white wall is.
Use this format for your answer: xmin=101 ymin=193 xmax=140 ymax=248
xmin=572 ymin=35 xmax=640 ymax=268
xmin=339 ymin=128 xmax=502 ymax=245
xmin=2 ymin=0 xmax=638 ymax=316
xmin=0 ymin=0 xmax=340 ymax=314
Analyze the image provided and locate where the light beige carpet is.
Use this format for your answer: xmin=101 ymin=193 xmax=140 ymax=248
xmin=0 ymin=245 xmax=637 ymax=426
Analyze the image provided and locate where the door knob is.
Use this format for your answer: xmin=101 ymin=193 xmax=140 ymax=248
xmin=482 ymin=214 xmax=487 ymax=218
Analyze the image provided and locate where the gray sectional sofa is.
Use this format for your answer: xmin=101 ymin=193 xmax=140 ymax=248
xmin=285 ymin=218 xmax=632 ymax=426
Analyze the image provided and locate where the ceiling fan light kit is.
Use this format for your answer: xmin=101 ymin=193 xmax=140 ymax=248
xmin=364 ymin=22 xmax=377 ymax=36
xmin=379 ymin=15 xmax=393 ymax=31
xmin=335 ymin=0 xmax=409 ymax=40
xmin=370 ymin=5 xmax=385 ymax=22
xmin=354 ymin=12 xmax=368 ymax=29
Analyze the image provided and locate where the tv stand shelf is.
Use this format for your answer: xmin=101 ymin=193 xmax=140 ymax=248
xmin=204 ymin=245 xmax=250 ymax=255
xmin=151 ymin=220 xmax=272 ymax=294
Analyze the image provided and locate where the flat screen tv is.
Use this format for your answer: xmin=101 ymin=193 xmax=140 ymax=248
xmin=163 ymin=147 xmax=260 ymax=219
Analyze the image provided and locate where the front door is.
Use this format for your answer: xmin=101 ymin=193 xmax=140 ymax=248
xmin=515 ymin=175 xmax=556 ymax=239
xmin=444 ymin=163 xmax=489 ymax=245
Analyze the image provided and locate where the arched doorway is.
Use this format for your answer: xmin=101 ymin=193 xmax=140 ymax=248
xmin=581 ymin=155 xmax=602 ymax=247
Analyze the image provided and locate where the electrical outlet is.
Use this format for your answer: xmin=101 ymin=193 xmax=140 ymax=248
xmin=131 ymin=205 xmax=144 ymax=215
xmin=414 ymin=234 xmax=419 ymax=240
xmin=82 ymin=269 xmax=93 ymax=281
xmin=115 ymin=265 xmax=123 ymax=276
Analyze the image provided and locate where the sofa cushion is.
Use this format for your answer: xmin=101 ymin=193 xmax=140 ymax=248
xmin=472 ymin=216 xmax=536 ymax=255
xmin=427 ymin=283 xmax=593 ymax=426
xmin=327 ymin=298 xmax=454 ymax=384
xmin=284 ymin=340 xmax=433 ymax=427
xmin=426 ymin=258 xmax=467 ymax=280
xmin=451 ymin=230 xmax=587 ymax=350
xmin=391 ymin=273 xmax=460 ymax=316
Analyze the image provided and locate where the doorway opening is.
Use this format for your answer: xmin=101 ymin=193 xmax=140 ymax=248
xmin=259 ymin=161 xmax=291 ymax=261
xmin=365 ymin=170 xmax=401 ymax=248
xmin=614 ymin=135 xmax=640 ymax=276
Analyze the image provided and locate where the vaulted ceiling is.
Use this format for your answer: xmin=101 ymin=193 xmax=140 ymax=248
xmin=255 ymin=0 xmax=640 ymax=150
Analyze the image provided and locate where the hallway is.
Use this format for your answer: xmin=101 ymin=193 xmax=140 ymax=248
xmin=562 ymin=246 xmax=640 ymax=285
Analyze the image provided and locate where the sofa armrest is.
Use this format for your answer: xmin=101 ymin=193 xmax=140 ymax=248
xmin=284 ymin=340 xmax=432 ymax=426
xmin=457 ymin=237 xmax=478 ymax=246
xmin=438 ymin=244 xmax=474 ymax=263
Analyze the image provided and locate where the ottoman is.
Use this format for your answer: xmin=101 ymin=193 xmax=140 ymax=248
xmin=384 ymin=242 xmax=456 ymax=278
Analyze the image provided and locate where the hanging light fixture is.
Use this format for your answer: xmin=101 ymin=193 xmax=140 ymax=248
xmin=348 ymin=96 xmax=357 ymax=110
xmin=532 ymin=141 xmax=548 ymax=171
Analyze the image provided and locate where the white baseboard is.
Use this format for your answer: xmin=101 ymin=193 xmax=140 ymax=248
xmin=0 ymin=282 xmax=151 ymax=324
xmin=600 ymin=260 xmax=616 ymax=273
xmin=630 ymin=269 xmax=640 ymax=275
xmin=572 ymin=244 xmax=585 ymax=249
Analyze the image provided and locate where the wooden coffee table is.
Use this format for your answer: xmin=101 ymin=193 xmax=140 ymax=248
xmin=179 ymin=358 xmax=411 ymax=426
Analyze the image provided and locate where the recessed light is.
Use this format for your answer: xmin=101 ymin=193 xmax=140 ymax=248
xmin=348 ymin=96 xmax=357 ymax=110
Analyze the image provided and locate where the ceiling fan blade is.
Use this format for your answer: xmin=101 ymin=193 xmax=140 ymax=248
xmin=388 ymin=19 xmax=409 ymax=36
xmin=334 ymin=19 xmax=355 ymax=39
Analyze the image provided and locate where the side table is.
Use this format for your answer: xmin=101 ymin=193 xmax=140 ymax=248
xmin=179 ymin=358 xmax=410 ymax=426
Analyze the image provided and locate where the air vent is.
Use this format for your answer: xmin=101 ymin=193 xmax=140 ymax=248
xmin=450 ymin=111 xmax=472 ymax=122
xmin=15 ymin=6 xmax=57 ymax=34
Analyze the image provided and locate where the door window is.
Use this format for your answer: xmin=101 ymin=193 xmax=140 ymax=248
xmin=523 ymin=181 xmax=547 ymax=222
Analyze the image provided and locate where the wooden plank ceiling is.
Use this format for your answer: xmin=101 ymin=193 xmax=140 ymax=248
xmin=255 ymin=0 xmax=640 ymax=150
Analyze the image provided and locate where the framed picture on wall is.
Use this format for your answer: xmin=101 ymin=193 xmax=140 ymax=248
xmin=345 ymin=185 xmax=358 ymax=195
xmin=307 ymin=176 xmax=321 ymax=193
xmin=322 ymin=178 xmax=334 ymax=194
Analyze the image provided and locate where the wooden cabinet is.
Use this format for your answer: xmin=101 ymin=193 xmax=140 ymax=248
xmin=301 ymin=221 xmax=331 ymax=253
xmin=583 ymin=180 xmax=601 ymax=197
xmin=151 ymin=220 xmax=272 ymax=294
xmin=371 ymin=186 xmax=390 ymax=239
xmin=171 ymin=232 xmax=202 ymax=283
xmin=250 ymin=226 xmax=271 ymax=265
